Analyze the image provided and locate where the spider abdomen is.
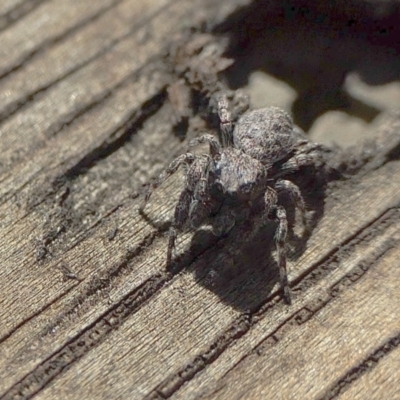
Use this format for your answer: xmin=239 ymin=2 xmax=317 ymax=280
xmin=233 ymin=107 xmax=295 ymax=165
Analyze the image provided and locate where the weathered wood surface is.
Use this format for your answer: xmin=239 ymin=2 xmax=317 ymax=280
xmin=1 ymin=1 xmax=400 ymax=399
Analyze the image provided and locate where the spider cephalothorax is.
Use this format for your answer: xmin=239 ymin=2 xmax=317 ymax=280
xmin=141 ymin=95 xmax=323 ymax=303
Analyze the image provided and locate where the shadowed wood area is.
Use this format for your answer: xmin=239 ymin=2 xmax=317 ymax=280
xmin=1 ymin=1 xmax=400 ymax=399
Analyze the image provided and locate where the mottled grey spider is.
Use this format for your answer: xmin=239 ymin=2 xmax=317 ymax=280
xmin=140 ymin=95 xmax=323 ymax=303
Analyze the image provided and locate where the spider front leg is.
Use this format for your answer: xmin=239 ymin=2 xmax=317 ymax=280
xmin=274 ymin=205 xmax=291 ymax=304
xmin=167 ymin=189 xmax=192 ymax=268
xmin=188 ymin=134 xmax=221 ymax=156
xmin=264 ymin=187 xmax=291 ymax=303
xmin=275 ymin=179 xmax=307 ymax=228
xmin=168 ymin=155 xmax=214 ymax=267
xmin=217 ymin=95 xmax=234 ymax=147
xmin=217 ymin=93 xmax=250 ymax=147
xmin=140 ymin=153 xmax=195 ymax=213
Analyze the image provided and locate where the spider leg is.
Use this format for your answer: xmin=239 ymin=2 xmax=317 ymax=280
xmin=264 ymin=188 xmax=292 ymax=303
xmin=273 ymin=205 xmax=292 ymax=304
xmin=217 ymin=95 xmax=234 ymax=147
xmin=264 ymin=186 xmax=278 ymax=215
xmin=279 ymin=141 xmax=328 ymax=175
xmin=275 ymin=179 xmax=307 ymax=228
xmin=264 ymin=189 xmax=291 ymax=302
xmin=188 ymin=154 xmax=218 ymax=228
xmin=167 ymin=189 xmax=192 ymax=267
xmin=140 ymin=153 xmax=195 ymax=213
xmin=188 ymin=134 xmax=221 ymax=156
xmin=168 ymin=155 xmax=215 ymax=266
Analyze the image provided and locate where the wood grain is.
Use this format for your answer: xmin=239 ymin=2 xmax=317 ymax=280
xmin=1 ymin=0 xmax=400 ymax=399
xmin=337 ymin=344 xmax=400 ymax=400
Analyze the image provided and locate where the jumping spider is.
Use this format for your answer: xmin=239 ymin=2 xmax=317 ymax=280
xmin=141 ymin=95 xmax=324 ymax=304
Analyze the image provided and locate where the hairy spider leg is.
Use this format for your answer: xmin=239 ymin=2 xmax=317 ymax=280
xmin=188 ymin=134 xmax=221 ymax=156
xmin=274 ymin=205 xmax=291 ymax=304
xmin=217 ymin=95 xmax=234 ymax=147
xmin=140 ymin=153 xmax=195 ymax=213
xmin=279 ymin=141 xmax=327 ymax=175
xmin=264 ymin=186 xmax=278 ymax=213
xmin=168 ymin=155 xmax=215 ymax=266
xmin=167 ymin=189 xmax=191 ymax=267
xmin=263 ymin=188 xmax=291 ymax=303
xmin=275 ymin=179 xmax=307 ymax=228
xmin=265 ymin=187 xmax=291 ymax=303
xmin=188 ymin=155 xmax=217 ymax=228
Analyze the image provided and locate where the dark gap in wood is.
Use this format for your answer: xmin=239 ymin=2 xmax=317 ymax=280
xmin=0 ymin=283 xmax=78 ymax=346
xmin=35 ymin=230 xmax=160 ymax=344
xmin=0 ymin=0 xmax=50 ymax=33
xmin=2 ymin=179 xmax=398 ymax=400
xmin=0 ymin=60 xmax=168 ymax=214
xmin=27 ymin=86 xmax=166 ymax=263
xmin=318 ymin=331 xmax=400 ymax=400
xmin=385 ymin=141 xmax=400 ymax=163
xmin=292 ymin=207 xmax=400 ymax=289
xmin=0 ymin=0 xmax=175 ymax=126
xmin=0 ymin=167 xmax=45 ymax=207
xmin=49 ymin=67 xmax=166 ymax=142
xmin=151 ymin=314 xmax=253 ymax=399
xmin=0 ymin=269 xmax=170 ymax=400
xmin=146 ymin=206 xmax=400 ymax=399
xmin=33 ymin=201 xmax=124 ymax=273
xmin=0 ymin=0 xmax=124 ymax=81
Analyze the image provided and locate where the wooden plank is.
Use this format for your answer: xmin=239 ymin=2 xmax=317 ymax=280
xmin=337 ymin=344 xmax=400 ymax=400
xmin=1 ymin=0 xmax=400 ymax=399
xmin=0 ymin=0 xmax=26 ymax=17
xmin=0 ymin=0 xmax=251 ymax=397
xmin=186 ymin=245 xmax=400 ymax=400
xmin=0 ymin=0 xmax=120 ymax=75
xmin=0 ymin=0 xmax=176 ymax=181
xmin=0 ymin=0 xmax=171 ymax=121
xmin=1 ymin=159 xmax=397 ymax=399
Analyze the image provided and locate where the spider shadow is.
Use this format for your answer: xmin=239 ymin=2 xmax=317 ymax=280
xmin=172 ymin=167 xmax=328 ymax=312
xmin=185 ymin=222 xmax=280 ymax=311
xmin=214 ymin=0 xmax=400 ymax=131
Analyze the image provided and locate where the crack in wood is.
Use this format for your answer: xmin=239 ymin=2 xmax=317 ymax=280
xmin=0 ymin=0 xmax=175 ymax=126
xmin=35 ymin=230 xmax=160 ymax=342
xmin=29 ymin=87 xmax=167 ymax=262
xmin=292 ymin=206 xmax=400 ymax=290
xmin=146 ymin=207 xmax=400 ymax=399
xmin=56 ymin=90 xmax=167 ymax=183
xmin=0 ymin=0 xmax=51 ymax=33
xmin=1 ymin=162 xmax=399 ymax=400
xmin=0 ymin=0 xmax=124 ymax=81
xmin=0 ymin=269 xmax=170 ymax=400
xmin=318 ymin=331 xmax=400 ymax=400
xmin=0 ymin=284 xmax=78 ymax=347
